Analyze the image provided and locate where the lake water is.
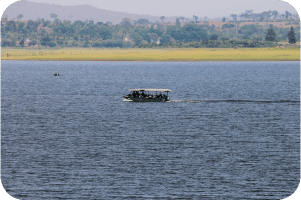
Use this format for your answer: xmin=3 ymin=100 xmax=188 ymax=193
xmin=1 ymin=61 xmax=300 ymax=199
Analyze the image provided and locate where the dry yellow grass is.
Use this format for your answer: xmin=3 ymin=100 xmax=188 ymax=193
xmin=1 ymin=48 xmax=300 ymax=61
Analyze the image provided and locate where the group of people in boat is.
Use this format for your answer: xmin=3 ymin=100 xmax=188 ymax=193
xmin=126 ymin=91 xmax=167 ymax=99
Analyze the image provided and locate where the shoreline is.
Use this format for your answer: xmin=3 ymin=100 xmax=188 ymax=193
xmin=2 ymin=48 xmax=300 ymax=62
xmin=2 ymin=59 xmax=300 ymax=62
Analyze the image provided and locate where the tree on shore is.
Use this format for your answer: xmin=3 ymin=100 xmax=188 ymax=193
xmin=176 ymin=18 xmax=181 ymax=27
xmin=160 ymin=16 xmax=165 ymax=23
xmin=285 ymin=11 xmax=292 ymax=20
xmin=272 ymin=11 xmax=278 ymax=19
xmin=265 ymin=27 xmax=276 ymax=41
xmin=83 ymin=37 xmax=89 ymax=47
xmin=2 ymin=15 xmax=8 ymax=22
xmin=136 ymin=18 xmax=150 ymax=26
xmin=202 ymin=37 xmax=208 ymax=45
xmin=120 ymin=18 xmax=132 ymax=28
xmin=19 ymin=39 xmax=25 ymax=47
xmin=6 ymin=20 xmax=17 ymax=32
xmin=160 ymin=34 xmax=171 ymax=44
xmin=193 ymin=15 xmax=199 ymax=23
xmin=28 ymin=40 xmax=38 ymax=46
xmin=168 ymin=23 xmax=207 ymax=42
xmin=210 ymin=34 xmax=218 ymax=41
xmin=41 ymin=36 xmax=56 ymax=47
xmin=230 ymin=14 xmax=237 ymax=21
xmin=287 ymin=27 xmax=297 ymax=44
xmin=50 ymin=13 xmax=58 ymax=21
xmin=17 ymin=14 xmax=23 ymax=21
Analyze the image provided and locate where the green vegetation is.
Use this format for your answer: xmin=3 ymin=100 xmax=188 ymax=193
xmin=287 ymin=27 xmax=297 ymax=44
xmin=1 ymin=10 xmax=300 ymax=49
xmin=265 ymin=27 xmax=276 ymax=41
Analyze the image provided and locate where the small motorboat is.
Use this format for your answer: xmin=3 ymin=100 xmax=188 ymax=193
xmin=123 ymin=89 xmax=171 ymax=102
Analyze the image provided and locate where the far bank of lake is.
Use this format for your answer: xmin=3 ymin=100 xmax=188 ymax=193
xmin=1 ymin=48 xmax=300 ymax=61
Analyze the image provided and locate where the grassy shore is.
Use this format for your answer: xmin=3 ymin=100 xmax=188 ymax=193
xmin=1 ymin=48 xmax=300 ymax=61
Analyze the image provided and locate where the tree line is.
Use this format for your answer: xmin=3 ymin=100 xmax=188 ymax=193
xmin=228 ymin=10 xmax=298 ymax=22
xmin=1 ymin=12 xmax=299 ymax=48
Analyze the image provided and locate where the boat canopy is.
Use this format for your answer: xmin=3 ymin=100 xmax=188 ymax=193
xmin=129 ymin=89 xmax=171 ymax=92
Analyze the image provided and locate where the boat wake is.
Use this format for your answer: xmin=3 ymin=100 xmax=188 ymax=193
xmin=169 ymin=99 xmax=300 ymax=104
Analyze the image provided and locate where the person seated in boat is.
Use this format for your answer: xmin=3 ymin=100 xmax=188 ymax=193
xmin=141 ymin=92 xmax=146 ymax=97
xmin=127 ymin=93 xmax=132 ymax=97
xmin=158 ymin=94 xmax=162 ymax=98
xmin=162 ymin=94 xmax=168 ymax=101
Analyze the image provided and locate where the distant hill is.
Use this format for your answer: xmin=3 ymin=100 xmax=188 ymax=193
xmin=2 ymin=0 xmax=178 ymax=24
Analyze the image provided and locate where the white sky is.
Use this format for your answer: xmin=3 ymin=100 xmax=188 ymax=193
xmin=0 ymin=0 xmax=300 ymax=18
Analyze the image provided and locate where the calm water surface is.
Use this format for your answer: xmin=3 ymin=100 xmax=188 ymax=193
xmin=1 ymin=61 xmax=300 ymax=199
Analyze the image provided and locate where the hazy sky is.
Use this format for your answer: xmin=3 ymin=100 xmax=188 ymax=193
xmin=1 ymin=0 xmax=300 ymax=18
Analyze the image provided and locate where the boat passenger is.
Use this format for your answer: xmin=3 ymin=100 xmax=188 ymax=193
xmin=163 ymin=94 xmax=168 ymax=101
xmin=133 ymin=91 xmax=138 ymax=98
